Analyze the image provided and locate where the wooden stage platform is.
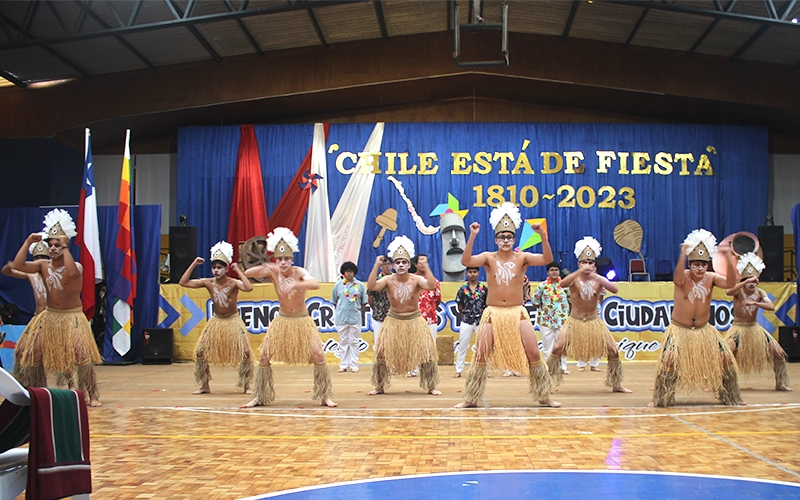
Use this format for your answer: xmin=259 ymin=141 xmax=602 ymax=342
xmin=25 ymin=360 xmax=798 ymax=499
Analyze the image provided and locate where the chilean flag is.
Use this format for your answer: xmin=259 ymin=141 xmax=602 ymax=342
xmin=76 ymin=128 xmax=103 ymax=320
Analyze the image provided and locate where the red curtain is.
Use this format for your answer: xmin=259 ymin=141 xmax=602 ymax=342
xmin=228 ymin=125 xmax=270 ymax=264
xmin=269 ymin=124 xmax=329 ymax=234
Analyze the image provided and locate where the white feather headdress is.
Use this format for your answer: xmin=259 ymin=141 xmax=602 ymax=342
xmin=267 ymin=227 xmax=299 ymax=254
xmin=737 ymin=252 xmax=765 ymax=278
xmin=683 ymin=229 xmax=717 ymax=261
xmin=489 ymin=202 xmax=521 ymax=234
xmin=210 ymin=241 xmax=234 ymax=265
xmin=42 ymin=208 xmax=77 ymax=239
xmin=574 ymin=236 xmax=602 ymax=260
xmin=29 ymin=233 xmax=49 ymax=257
xmin=387 ymin=235 xmax=415 ymax=261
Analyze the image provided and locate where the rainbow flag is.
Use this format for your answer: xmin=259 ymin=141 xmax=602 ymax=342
xmin=110 ymin=130 xmax=137 ymax=356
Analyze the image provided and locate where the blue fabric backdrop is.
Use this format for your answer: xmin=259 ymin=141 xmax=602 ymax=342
xmin=0 ymin=205 xmax=161 ymax=362
xmin=177 ymin=123 xmax=768 ymax=282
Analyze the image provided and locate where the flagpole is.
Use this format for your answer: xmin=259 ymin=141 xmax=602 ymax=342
xmin=111 ymin=129 xmax=135 ymax=357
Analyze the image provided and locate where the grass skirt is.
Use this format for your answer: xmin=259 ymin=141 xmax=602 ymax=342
xmin=313 ymin=362 xmax=333 ymax=401
xmin=19 ymin=308 xmax=102 ymax=374
xmin=371 ymin=360 xmax=391 ymax=391
xmin=477 ymin=306 xmax=530 ymax=375
xmin=14 ymin=313 xmax=44 ymax=386
xmin=528 ymin=359 xmax=554 ymax=401
xmin=463 ymin=363 xmax=487 ymax=405
xmin=252 ymin=363 xmax=275 ymax=406
xmin=377 ymin=311 xmax=437 ymax=374
xmin=14 ymin=312 xmax=43 ymax=359
xmin=563 ymin=316 xmax=614 ymax=362
xmin=725 ymin=321 xmax=784 ymax=376
xmin=259 ymin=309 xmax=319 ymax=365
xmin=655 ymin=322 xmax=737 ymax=396
xmin=774 ymin=360 xmax=790 ymax=389
xmin=194 ymin=313 xmax=247 ymax=367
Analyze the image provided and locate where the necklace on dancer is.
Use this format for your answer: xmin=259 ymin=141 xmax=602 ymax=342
xmin=343 ymin=280 xmax=358 ymax=302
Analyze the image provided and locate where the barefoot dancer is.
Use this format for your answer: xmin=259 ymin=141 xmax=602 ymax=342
xmin=242 ymin=228 xmax=336 ymax=408
xmin=3 ymin=237 xmax=50 ymax=386
xmin=547 ymin=237 xmax=631 ymax=394
xmin=367 ymin=236 xmax=442 ymax=396
xmin=650 ymin=229 xmax=744 ymax=407
xmin=12 ymin=209 xmax=103 ymax=406
xmin=179 ymin=241 xmax=254 ymax=395
xmin=455 ymin=203 xmax=560 ymax=408
xmin=724 ymin=252 xmax=791 ymax=391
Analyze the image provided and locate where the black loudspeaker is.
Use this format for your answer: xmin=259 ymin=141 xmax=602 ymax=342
xmin=142 ymin=328 xmax=173 ymax=364
xmin=758 ymin=226 xmax=784 ymax=282
xmin=778 ymin=326 xmax=800 ymax=362
xmin=169 ymin=226 xmax=197 ymax=283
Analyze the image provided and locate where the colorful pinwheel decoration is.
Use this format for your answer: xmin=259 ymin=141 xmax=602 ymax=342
xmin=519 ymin=218 xmax=548 ymax=250
xmin=298 ymin=173 xmax=323 ymax=192
xmin=429 ymin=193 xmax=469 ymax=219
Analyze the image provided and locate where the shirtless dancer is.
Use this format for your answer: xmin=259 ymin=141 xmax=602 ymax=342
xmin=11 ymin=209 xmax=103 ymax=406
xmin=547 ymin=237 xmax=631 ymax=394
xmin=179 ymin=241 xmax=254 ymax=395
xmin=455 ymin=202 xmax=560 ymax=408
xmin=3 ymin=237 xmax=49 ymax=386
xmin=367 ymin=236 xmax=442 ymax=396
xmin=242 ymin=227 xmax=336 ymax=407
xmin=650 ymin=229 xmax=743 ymax=407
xmin=724 ymin=252 xmax=790 ymax=391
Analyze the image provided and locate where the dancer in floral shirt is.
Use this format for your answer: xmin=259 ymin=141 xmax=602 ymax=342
xmin=532 ymin=262 xmax=570 ymax=375
xmin=409 ymin=254 xmax=440 ymax=377
xmin=454 ymin=267 xmax=487 ymax=377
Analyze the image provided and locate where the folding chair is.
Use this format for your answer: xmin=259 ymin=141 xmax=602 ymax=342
xmin=629 ymin=259 xmax=650 ymax=281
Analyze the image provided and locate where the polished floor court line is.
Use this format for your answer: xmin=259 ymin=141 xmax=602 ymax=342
xmin=240 ymin=471 xmax=800 ymax=500
xmin=24 ymin=362 xmax=800 ymax=499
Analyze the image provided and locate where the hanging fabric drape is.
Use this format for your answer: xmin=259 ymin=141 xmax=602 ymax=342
xmin=330 ymin=123 xmax=384 ymax=267
xmin=304 ymin=124 xmax=337 ymax=281
xmin=269 ymin=135 xmax=317 ymax=235
xmin=228 ymin=124 xmax=270 ymax=264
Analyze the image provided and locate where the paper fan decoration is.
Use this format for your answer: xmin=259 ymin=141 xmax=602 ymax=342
xmin=614 ymin=220 xmax=644 ymax=259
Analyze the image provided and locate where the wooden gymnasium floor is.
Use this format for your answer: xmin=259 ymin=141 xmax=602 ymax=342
xmin=27 ymin=361 xmax=800 ymax=499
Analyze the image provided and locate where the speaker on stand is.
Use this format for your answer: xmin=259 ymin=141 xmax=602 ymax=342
xmin=758 ymin=225 xmax=784 ymax=282
xmin=142 ymin=328 xmax=173 ymax=364
xmin=169 ymin=226 xmax=197 ymax=283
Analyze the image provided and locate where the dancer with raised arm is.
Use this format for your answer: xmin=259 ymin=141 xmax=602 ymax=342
xmin=724 ymin=252 xmax=790 ymax=391
xmin=179 ymin=241 xmax=254 ymax=395
xmin=367 ymin=236 xmax=441 ymax=396
xmin=242 ymin=228 xmax=336 ymax=408
xmin=547 ymin=237 xmax=631 ymax=394
xmin=455 ymin=203 xmax=559 ymax=408
xmin=650 ymin=229 xmax=743 ymax=407
xmin=3 ymin=237 xmax=49 ymax=386
xmin=12 ymin=210 xmax=103 ymax=406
